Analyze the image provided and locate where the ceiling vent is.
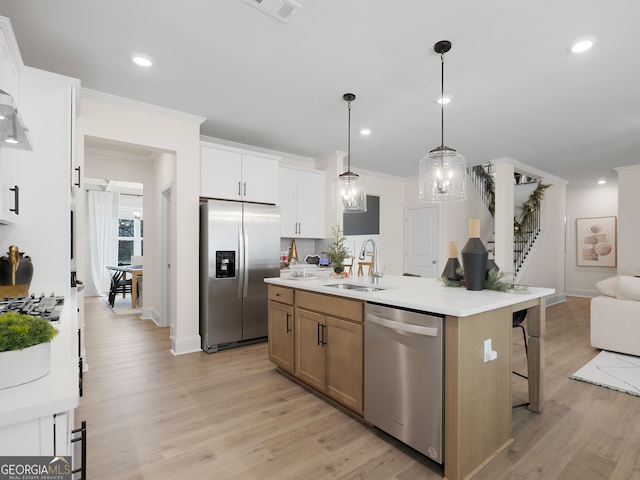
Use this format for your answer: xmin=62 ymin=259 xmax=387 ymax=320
xmin=243 ymin=0 xmax=301 ymax=23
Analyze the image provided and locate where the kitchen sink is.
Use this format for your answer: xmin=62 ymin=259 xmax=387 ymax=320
xmin=325 ymin=283 xmax=387 ymax=292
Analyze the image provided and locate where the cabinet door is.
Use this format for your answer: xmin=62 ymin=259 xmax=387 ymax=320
xmin=325 ymin=316 xmax=363 ymax=413
xmin=268 ymin=300 xmax=295 ymax=374
xmin=0 ymin=28 xmax=19 ymax=98
xmin=296 ymin=170 xmax=325 ymax=238
xmin=0 ymin=147 xmax=18 ymax=225
xmin=294 ymin=308 xmax=325 ymax=390
xmin=241 ymin=154 xmax=278 ymax=204
xmin=278 ymin=167 xmax=298 ymax=237
xmin=200 ymin=147 xmax=242 ymax=200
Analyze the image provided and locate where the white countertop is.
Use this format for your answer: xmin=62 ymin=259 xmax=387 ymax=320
xmin=265 ymin=275 xmax=555 ymax=317
xmin=0 ymin=287 xmax=79 ymax=427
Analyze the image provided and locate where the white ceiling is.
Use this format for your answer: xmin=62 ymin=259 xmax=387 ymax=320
xmin=2 ymin=1 xmax=639 ymax=189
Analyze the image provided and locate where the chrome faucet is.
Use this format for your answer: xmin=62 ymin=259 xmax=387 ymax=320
xmin=359 ymin=238 xmax=384 ymax=283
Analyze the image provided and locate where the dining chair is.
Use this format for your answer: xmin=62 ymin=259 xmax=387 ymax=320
xmin=108 ymin=270 xmax=133 ymax=307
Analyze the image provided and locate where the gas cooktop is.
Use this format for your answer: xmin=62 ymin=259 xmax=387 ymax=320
xmin=0 ymin=293 xmax=65 ymax=321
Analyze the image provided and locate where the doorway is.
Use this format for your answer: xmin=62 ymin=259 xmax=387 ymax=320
xmin=404 ymin=205 xmax=439 ymax=278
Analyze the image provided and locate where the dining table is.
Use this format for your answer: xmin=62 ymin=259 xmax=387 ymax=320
xmin=106 ymin=265 xmax=143 ymax=308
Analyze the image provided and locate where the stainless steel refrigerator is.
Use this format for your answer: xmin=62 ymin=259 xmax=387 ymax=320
xmin=200 ymin=199 xmax=280 ymax=353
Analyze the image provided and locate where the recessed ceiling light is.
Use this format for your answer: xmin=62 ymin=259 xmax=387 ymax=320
xmin=131 ymin=55 xmax=153 ymax=67
xmin=597 ymin=179 xmax=606 ymax=184
xmin=571 ymin=36 xmax=597 ymax=53
xmin=437 ymin=96 xmax=451 ymax=105
xmin=360 ymin=129 xmax=371 ymax=135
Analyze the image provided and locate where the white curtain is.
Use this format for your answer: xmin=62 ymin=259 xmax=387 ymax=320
xmin=88 ymin=191 xmax=120 ymax=296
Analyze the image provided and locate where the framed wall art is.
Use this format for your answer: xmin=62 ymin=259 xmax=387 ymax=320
xmin=576 ymin=216 xmax=617 ymax=267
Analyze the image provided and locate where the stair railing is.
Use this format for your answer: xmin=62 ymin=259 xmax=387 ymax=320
xmin=513 ymin=205 xmax=540 ymax=275
xmin=467 ymin=165 xmax=495 ymax=216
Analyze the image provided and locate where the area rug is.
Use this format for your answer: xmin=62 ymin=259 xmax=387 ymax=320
xmin=100 ymin=296 xmax=141 ymax=316
xmin=570 ymin=350 xmax=640 ymax=397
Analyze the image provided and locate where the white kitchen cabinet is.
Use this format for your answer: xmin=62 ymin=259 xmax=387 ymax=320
xmin=200 ymin=144 xmax=279 ymax=204
xmin=0 ymin=20 xmax=20 ymax=225
xmin=279 ymin=166 xmax=325 ymax=238
xmin=0 ymin=146 xmax=18 ymax=224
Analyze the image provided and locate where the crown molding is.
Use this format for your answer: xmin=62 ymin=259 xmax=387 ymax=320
xmin=81 ymin=88 xmax=206 ymax=125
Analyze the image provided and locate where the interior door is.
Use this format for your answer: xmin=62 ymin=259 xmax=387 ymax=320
xmin=404 ymin=206 xmax=439 ymax=278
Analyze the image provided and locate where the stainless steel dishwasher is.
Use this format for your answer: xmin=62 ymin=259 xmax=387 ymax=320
xmin=364 ymin=302 xmax=444 ymax=463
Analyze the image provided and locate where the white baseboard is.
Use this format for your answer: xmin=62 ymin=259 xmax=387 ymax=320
xmin=171 ymin=335 xmax=202 ymax=356
xmin=567 ymin=288 xmax=599 ymax=298
xmin=545 ymin=292 xmax=566 ymax=306
xmin=141 ymin=307 xmax=168 ymax=327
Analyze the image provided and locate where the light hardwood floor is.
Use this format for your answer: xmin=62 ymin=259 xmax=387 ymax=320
xmin=75 ymin=296 xmax=640 ymax=480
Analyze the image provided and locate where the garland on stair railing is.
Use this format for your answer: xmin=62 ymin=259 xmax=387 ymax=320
xmin=472 ymin=165 xmax=495 ymax=216
xmin=513 ymin=182 xmax=550 ymax=241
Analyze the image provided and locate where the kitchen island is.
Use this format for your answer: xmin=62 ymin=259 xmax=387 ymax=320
xmin=265 ymin=274 xmax=554 ymax=480
xmin=0 ymin=288 xmax=79 ymax=456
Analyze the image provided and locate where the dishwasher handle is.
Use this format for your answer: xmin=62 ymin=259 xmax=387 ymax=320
xmin=366 ymin=313 xmax=439 ymax=337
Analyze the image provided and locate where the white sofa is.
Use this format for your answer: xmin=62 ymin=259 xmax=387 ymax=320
xmin=590 ymin=274 xmax=640 ymax=357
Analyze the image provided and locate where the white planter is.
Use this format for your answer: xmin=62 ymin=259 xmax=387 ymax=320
xmin=0 ymin=342 xmax=51 ymax=389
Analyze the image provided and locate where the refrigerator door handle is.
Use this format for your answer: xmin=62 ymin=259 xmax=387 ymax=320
xmin=242 ymin=224 xmax=249 ymax=297
xmin=238 ymin=224 xmax=244 ymax=298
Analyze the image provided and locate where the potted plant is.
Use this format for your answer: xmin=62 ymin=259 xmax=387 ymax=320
xmin=0 ymin=311 xmax=58 ymax=389
xmin=326 ymin=224 xmax=350 ymax=274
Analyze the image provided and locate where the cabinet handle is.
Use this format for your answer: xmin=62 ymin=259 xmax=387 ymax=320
xmin=322 ymin=324 xmax=327 ymax=346
xmin=9 ymin=185 xmax=19 ymax=215
xmin=317 ymin=322 xmax=322 ymax=346
xmin=238 ymin=182 xmax=242 ymax=196
xmin=74 ymin=166 xmax=81 ymax=187
xmin=243 ymin=182 xmax=247 ymax=196
xmin=286 ymin=312 xmax=291 ymax=333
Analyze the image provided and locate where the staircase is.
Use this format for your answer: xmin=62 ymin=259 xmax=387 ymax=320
xmin=467 ymin=165 xmax=545 ymax=278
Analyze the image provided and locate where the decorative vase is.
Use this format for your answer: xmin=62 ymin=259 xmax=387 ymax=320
xmin=0 ymin=342 xmax=51 ymax=389
xmin=486 ymin=252 xmax=499 ymax=278
xmin=0 ymin=245 xmax=34 ymax=290
xmin=461 ymin=219 xmax=488 ymax=291
xmin=442 ymin=241 xmax=462 ymax=281
xmin=334 ymin=265 xmax=344 ymax=274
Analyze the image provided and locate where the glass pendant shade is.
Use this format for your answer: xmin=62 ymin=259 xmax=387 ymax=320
xmin=419 ymin=146 xmax=467 ymax=202
xmin=333 ymin=170 xmax=366 ymax=212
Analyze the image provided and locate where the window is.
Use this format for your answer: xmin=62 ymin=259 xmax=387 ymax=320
xmin=117 ymin=200 xmax=143 ymax=265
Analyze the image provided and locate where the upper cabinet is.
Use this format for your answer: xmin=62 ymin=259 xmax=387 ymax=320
xmin=200 ymin=143 xmax=279 ymax=204
xmin=0 ymin=21 xmax=20 ymax=224
xmin=279 ymin=166 xmax=325 ymax=238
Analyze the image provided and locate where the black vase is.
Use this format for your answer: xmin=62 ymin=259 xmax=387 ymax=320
xmin=0 ymin=247 xmax=34 ymax=289
xmin=442 ymin=257 xmax=462 ymax=281
xmin=486 ymin=256 xmax=499 ymax=279
xmin=461 ymin=238 xmax=488 ymax=291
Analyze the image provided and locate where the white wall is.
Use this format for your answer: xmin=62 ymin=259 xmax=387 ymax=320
xmin=78 ymin=93 xmax=204 ymax=355
xmin=616 ymin=164 xmax=640 ymax=274
xmin=565 ymin=185 xmax=618 ymax=296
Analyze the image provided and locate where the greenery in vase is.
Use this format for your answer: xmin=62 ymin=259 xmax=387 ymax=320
xmin=0 ymin=312 xmax=58 ymax=352
xmin=325 ymin=224 xmax=350 ymax=270
xmin=441 ymin=265 xmax=511 ymax=291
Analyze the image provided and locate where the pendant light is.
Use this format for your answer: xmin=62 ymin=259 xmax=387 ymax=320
xmin=334 ymin=93 xmax=366 ymax=213
xmin=418 ymin=40 xmax=466 ymax=203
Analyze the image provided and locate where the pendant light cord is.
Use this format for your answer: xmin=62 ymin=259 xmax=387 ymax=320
xmin=347 ymin=99 xmax=352 ymax=172
xmin=440 ymin=51 xmax=445 ymax=149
